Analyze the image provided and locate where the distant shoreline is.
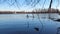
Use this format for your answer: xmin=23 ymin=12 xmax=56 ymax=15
xmin=0 ymin=12 xmax=59 ymax=14
xmin=0 ymin=9 xmax=60 ymax=14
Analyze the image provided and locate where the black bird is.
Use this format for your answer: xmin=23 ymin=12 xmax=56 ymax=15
xmin=34 ymin=27 xmax=39 ymax=31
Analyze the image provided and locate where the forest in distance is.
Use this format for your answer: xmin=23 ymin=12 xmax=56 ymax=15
xmin=0 ymin=8 xmax=60 ymax=14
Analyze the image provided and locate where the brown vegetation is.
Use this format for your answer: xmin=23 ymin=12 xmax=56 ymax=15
xmin=0 ymin=9 xmax=60 ymax=14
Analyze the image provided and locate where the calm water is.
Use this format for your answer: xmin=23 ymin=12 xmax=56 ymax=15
xmin=0 ymin=14 xmax=60 ymax=34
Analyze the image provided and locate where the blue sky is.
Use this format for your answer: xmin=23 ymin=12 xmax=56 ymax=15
xmin=0 ymin=0 xmax=60 ymax=11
